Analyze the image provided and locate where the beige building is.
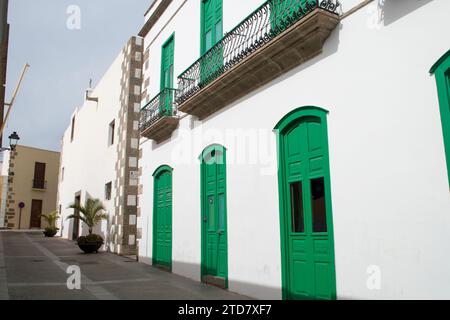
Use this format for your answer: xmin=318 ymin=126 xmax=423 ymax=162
xmin=1 ymin=145 xmax=60 ymax=229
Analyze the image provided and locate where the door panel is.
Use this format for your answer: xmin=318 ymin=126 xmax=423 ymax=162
xmin=161 ymin=36 xmax=175 ymax=115
xmin=280 ymin=115 xmax=336 ymax=300
xmin=201 ymin=146 xmax=228 ymax=287
xmin=30 ymin=199 xmax=42 ymax=229
xmin=200 ymin=0 xmax=223 ymax=85
xmin=154 ymin=170 xmax=172 ymax=269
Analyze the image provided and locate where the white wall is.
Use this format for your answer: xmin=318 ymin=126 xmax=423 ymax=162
xmin=139 ymin=0 xmax=450 ymax=299
xmin=58 ymin=50 xmax=124 ymax=245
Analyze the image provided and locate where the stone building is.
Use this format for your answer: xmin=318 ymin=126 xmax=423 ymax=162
xmin=57 ymin=36 xmax=143 ymax=256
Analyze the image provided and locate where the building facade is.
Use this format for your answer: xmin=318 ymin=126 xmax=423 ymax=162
xmin=135 ymin=0 xmax=450 ymax=299
xmin=57 ymin=36 xmax=143 ymax=255
xmin=0 ymin=145 xmax=60 ymax=229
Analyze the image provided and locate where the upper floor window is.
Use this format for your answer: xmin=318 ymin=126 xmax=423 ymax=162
xmin=70 ymin=116 xmax=76 ymax=142
xmin=108 ymin=120 xmax=115 ymax=146
xmin=33 ymin=162 xmax=46 ymax=189
xmin=105 ymin=182 xmax=112 ymax=200
xmin=430 ymin=49 xmax=450 ymax=187
xmin=201 ymin=0 xmax=223 ymax=55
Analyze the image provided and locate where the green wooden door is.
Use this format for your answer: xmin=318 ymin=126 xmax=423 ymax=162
xmin=200 ymin=0 xmax=223 ymax=85
xmin=153 ymin=167 xmax=173 ymax=270
xmin=201 ymin=145 xmax=228 ymax=287
xmin=276 ymin=107 xmax=336 ymax=300
xmin=270 ymin=0 xmax=316 ymax=35
xmin=160 ymin=35 xmax=175 ymax=115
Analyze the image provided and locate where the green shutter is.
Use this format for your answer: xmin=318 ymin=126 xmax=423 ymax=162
xmin=200 ymin=0 xmax=223 ymax=86
xmin=430 ymin=50 xmax=450 ymax=187
xmin=160 ymin=34 xmax=175 ymax=115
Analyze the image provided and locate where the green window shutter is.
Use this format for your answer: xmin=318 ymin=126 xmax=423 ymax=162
xmin=160 ymin=34 xmax=175 ymax=115
xmin=200 ymin=0 xmax=223 ymax=86
xmin=430 ymin=50 xmax=450 ymax=187
xmin=201 ymin=0 xmax=223 ymax=54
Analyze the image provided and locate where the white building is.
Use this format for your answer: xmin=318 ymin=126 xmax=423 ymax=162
xmin=57 ymin=36 xmax=143 ymax=255
xmin=135 ymin=0 xmax=450 ymax=300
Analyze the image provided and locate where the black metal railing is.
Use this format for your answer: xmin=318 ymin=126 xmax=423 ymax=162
xmin=139 ymin=88 xmax=178 ymax=131
xmin=176 ymin=0 xmax=341 ymax=104
xmin=32 ymin=180 xmax=47 ymax=190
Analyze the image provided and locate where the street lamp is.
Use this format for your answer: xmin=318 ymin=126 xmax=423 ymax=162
xmin=0 ymin=131 xmax=20 ymax=152
xmin=8 ymin=131 xmax=20 ymax=150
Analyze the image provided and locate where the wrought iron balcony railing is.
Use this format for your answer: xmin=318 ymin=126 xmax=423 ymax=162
xmin=32 ymin=180 xmax=47 ymax=190
xmin=139 ymin=88 xmax=178 ymax=132
xmin=176 ymin=0 xmax=341 ymax=104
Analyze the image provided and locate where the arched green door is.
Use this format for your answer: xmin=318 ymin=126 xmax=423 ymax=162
xmin=275 ymin=107 xmax=337 ymax=300
xmin=153 ymin=166 xmax=173 ymax=270
xmin=200 ymin=145 xmax=228 ymax=288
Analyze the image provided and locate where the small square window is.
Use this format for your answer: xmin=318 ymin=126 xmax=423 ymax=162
xmin=105 ymin=182 xmax=112 ymax=200
xmin=108 ymin=120 xmax=115 ymax=146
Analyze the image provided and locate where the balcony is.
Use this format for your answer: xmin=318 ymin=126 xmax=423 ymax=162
xmin=32 ymin=180 xmax=47 ymax=190
xmin=176 ymin=0 xmax=341 ymax=120
xmin=139 ymin=88 xmax=180 ymax=143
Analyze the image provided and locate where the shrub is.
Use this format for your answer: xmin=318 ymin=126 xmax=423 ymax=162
xmin=77 ymin=234 xmax=104 ymax=245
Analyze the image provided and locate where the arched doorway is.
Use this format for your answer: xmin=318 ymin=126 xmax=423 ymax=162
xmin=152 ymin=165 xmax=173 ymax=271
xmin=275 ymin=106 xmax=337 ymax=300
xmin=200 ymin=144 xmax=228 ymax=288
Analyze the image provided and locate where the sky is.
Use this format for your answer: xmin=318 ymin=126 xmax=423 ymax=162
xmin=4 ymin=0 xmax=152 ymax=151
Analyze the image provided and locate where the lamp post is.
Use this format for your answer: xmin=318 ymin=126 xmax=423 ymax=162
xmin=0 ymin=131 xmax=19 ymax=151
xmin=8 ymin=131 xmax=19 ymax=150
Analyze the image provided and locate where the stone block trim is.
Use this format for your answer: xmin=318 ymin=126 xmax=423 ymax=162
xmin=111 ymin=36 xmax=144 ymax=256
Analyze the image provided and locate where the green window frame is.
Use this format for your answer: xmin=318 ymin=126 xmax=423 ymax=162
xmin=430 ymin=49 xmax=450 ymax=187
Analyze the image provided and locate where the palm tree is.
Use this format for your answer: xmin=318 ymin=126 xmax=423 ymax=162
xmin=67 ymin=198 xmax=108 ymax=235
xmin=41 ymin=210 xmax=59 ymax=229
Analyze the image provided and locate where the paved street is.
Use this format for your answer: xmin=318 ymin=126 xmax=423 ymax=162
xmin=0 ymin=231 xmax=248 ymax=300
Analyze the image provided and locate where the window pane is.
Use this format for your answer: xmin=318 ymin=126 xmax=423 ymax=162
xmin=215 ymin=21 xmax=222 ymax=42
xmin=208 ymin=195 xmax=215 ymax=230
xmin=205 ymin=30 xmax=212 ymax=51
xmin=290 ymin=182 xmax=304 ymax=233
xmin=311 ymin=177 xmax=327 ymax=233
xmin=218 ymin=193 xmax=225 ymax=230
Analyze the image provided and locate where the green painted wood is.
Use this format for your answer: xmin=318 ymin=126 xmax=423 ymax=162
xmin=153 ymin=165 xmax=173 ymax=269
xmin=275 ymin=106 xmax=336 ymax=300
xmin=270 ymin=0 xmax=315 ymax=35
xmin=200 ymin=0 xmax=223 ymax=85
xmin=160 ymin=34 xmax=175 ymax=115
xmin=431 ymin=51 xmax=450 ymax=187
xmin=200 ymin=144 xmax=228 ymax=287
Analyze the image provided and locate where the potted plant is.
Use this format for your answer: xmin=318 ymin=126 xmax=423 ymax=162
xmin=41 ymin=210 xmax=60 ymax=237
xmin=67 ymin=198 xmax=108 ymax=254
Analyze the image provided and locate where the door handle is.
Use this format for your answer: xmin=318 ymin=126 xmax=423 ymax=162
xmin=217 ymin=230 xmax=223 ymax=235
xmin=203 ymin=216 xmax=207 ymax=222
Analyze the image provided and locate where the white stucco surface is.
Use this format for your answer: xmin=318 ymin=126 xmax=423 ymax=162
xmin=141 ymin=0 xmax=450 ymax=299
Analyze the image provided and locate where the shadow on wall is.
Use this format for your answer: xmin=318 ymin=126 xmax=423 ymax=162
xmin=378 ymin=0 xmax=435 ymax=26
xmin=169 ymin=260 xmax=282 ymax=300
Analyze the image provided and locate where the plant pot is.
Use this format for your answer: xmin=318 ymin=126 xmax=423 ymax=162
xmin=78 ymin=242 xmax=103 ymax=254
xmin=43 ymin=228 xmax=58 ymax=237
xmin=77 ymin=234 xmax=104 ymax=254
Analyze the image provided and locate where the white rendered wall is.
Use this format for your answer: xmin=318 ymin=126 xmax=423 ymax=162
xmin=58 ymin=51 xmax=124 ymax=245
xmin=139 ymin=0 xmax=450 ymax=299
xmin=0 ymin=151 xmax=9 ymax=228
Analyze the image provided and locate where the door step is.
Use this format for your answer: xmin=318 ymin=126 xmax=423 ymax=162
xmin=203 ymin=275 xmax=226 ymax=289
xmin=154 ymin=264 xmax=171 ymax=273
